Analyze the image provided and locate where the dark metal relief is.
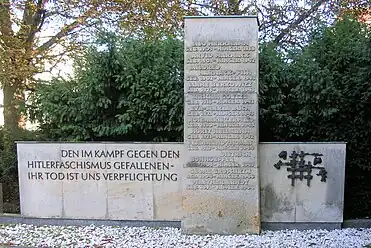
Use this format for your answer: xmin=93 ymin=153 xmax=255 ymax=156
xmin=273 ymin=151 xmax=327 ymax=186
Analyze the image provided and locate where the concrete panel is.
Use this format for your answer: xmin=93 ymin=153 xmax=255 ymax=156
xmin=17 ymin=143 xmax=63 ymax=218
xmin=17 ymin=141 xmax=346 ymax=226
xmin=105 ymin=143 xmax=154 ymax=220
xmin=16 ymin=142 xmax=183 ymax=221
xmin=152 ymin=144 xmax=184 ymax=221
xmin=60 ymin=143 xmax=108 ymax=219
xmin=259 ymin=142 xmax=346 ymax=223
xmin=182 ymin=16 xmax=260 ymax=235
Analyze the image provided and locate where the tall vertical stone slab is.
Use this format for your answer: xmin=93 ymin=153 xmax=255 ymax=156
xmin=182 ymin=16 xmax=260 ymax=234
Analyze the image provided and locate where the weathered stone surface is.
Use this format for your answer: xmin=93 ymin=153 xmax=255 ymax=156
xmin=17 ymin=141 xmax=346 ymax=227
xmin=260 ymin=142 xmax=346 ymax=223
xmin=61 ymin=143 xmax=107 ymax=219
xmin=152 ymin=144 xmax=184 ymax=220
xmin=182 ymin=16 xmax=260 ymax=235
xmin=18 ymin=143 xmax=63 ymax=217
xmin=105 ymin=143 xmax=153 ymax=220
xmin=16 ymin=142 xmax=183 ymax=221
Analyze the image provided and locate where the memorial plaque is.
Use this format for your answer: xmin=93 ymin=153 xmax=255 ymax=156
xmin=182 ymin=16 xmax=260 ymax=234
xmin=17 ymin=142 xmax=183 ymax=221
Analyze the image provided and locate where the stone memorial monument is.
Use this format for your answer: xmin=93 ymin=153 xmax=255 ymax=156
xmin=15 ymin=15 xmax=348 ymax=235
xmin=16 ymin=142 xmax=183 ymax=221
xmin=182 ymin=16 xmax=260 ymax=234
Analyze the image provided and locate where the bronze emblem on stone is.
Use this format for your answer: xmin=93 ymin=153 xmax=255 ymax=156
xmin=273 ymin=150 xmax=327 ymax=186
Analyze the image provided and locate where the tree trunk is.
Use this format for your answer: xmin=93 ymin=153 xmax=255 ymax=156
xmin=2 ymin=81 xmax=25 ymax=151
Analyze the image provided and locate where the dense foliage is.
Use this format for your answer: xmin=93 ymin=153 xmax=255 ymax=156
xmin=260 ymin=18 xmax=371 ymax=167
xmin=20 ymin=18 xmax=371 ymax=218
xmin=258 ymin=19 xmax=371 ymax=217
xmin=29 ymin=36 xmax=184 ymax=142
xmin=0 ymin=127 xmax=41 ymax=212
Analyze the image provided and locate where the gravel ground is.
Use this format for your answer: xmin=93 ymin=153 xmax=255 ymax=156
xmin=0 ymin=224 xmax=370 ymax=248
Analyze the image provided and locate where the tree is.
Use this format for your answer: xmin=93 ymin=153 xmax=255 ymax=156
xmin=285 ymin=17 xmax=371 ymax=217
xmin=1 ymin=1 xmax=99 ymax=135
xmin=29 ymin=36 xmax=184 ymax=142
xmin=258 ymin=43 xmax=292 ymax=142
xmin=339 ymin=0 xmax=371 ymax=19
xmin=0 ymin=0 xmax=193 ymax=151
xmin=287 ymin=17 xmax=371 ymax=163
xmin=188 ymin=0 xmax=370 ymax=49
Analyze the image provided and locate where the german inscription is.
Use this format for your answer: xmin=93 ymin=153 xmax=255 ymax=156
xmin=26 ymin=148 xmax=179 ymax=182
xmin=17 ymin=142 xmax=183 ymax=221
xmin=184 ymin=30 xmax=259 ymax=190
xmin=182 ymin=17 xmax=260 ymax=235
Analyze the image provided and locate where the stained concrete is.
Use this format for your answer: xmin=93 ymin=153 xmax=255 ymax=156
xmin=182 ymin=16 xmax=260 ymax=235
xmin=260 ymin=142 xmax=346 ymax=223
xmin=0 ymin=214 xmax=181 ymax=228
xmin=16 ymin=142 xmax=183 ymax=221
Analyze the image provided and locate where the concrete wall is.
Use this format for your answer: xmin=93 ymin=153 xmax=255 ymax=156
xmin=17 ymin=142 xmax=346 ymax=224
xmin=259 ymin=142 xmax=346 ymax=223
xmin=17 ymin=142 xmax=184 ymax=221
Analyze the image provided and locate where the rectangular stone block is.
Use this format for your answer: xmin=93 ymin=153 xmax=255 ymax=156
xmin=16 ymin=142 xmax=183 ymax=221
xmin=182 ymin=16 xmax=260 ymax=235
xmin=60 ymin=143 xmax=108 ymax=219
xmin=152 ymin=144 xmax=184 ymax=220
xmin=259 ymin=142 xmax=346 ymax=223
xmin=105 ymin=143 xmax=154 ymax=220
xmin=17 ymin=143 xmax=63 ymax=218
